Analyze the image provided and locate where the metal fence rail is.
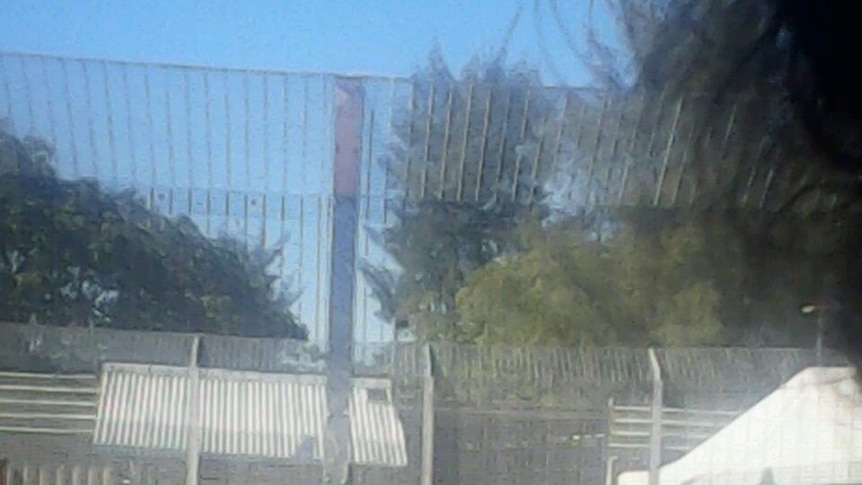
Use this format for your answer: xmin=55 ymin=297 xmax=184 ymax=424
xmin=607 ymin=402 xmax=739 ymax=456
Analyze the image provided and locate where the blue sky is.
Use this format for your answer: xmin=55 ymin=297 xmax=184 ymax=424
xmin=0 ymin=1 xmax=628 ymax=348
xmin=0 ymin=0 xmax=624 ymax=85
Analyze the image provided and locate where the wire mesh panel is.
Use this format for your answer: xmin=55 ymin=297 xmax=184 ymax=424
xmin=0 ymin=51 xmax=336 ymax=347
xmin=0 ymin=51 xmax=837 ymax=351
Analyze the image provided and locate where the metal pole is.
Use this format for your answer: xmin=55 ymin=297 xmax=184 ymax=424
xmin=605 ymin=456 xmax=618 ymax=485
xmin=605 ymin=397 xmax=615 ymax=485
xmin=324 ymin=77 xmax=364 ymax=485
xmin=185 ymin=335 xmax=202 ymax=485
xmin=647 ymin=347 xmax=663 ymax=485
xmin=420 ymin=343 xmax=435 ymax=485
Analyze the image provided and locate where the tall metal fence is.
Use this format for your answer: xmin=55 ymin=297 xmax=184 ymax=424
xmin=0 ymin=50 xmax=829 ymax=352
xmin=1 ymin=51 xmax=855 ymax=485
xmin=0 ymin=51 xmax=413 ymax=349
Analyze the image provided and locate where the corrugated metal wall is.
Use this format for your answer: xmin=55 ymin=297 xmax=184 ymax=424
xmin=93 ymin=363 xmax=409 ymax=467
xmin=0 ymin=372 xmax=97 ymax=435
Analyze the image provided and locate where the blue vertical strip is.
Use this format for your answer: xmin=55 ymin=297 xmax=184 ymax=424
xmin=324 ymin=77 xmax=363 ymax=484
xmin=328 ymin=194 xmax=358 ymax=366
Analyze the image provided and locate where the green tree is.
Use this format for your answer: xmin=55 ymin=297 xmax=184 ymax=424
xmin=456 ymin=214 xmax=731 ymax=347
xmin=363 ymin=50 xmax=559 ymax=340
xmin=0 ymin=128 xmax=305 ymax=339
xmin=525 ymin=0 xmax=862 ymax=345
xmin=370 ymin=2 xmax=862 ymax=348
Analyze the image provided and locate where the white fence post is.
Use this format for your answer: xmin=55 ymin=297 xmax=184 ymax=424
xmin=648 ymin=347 xmax=663 ymax=485
xmin=421 ymin=343 xmax=435 ymax=485
xmin=605 ymin=397 xmax=615 ymax=485
xmin=185 ymin=335 xmax=202 ymax=485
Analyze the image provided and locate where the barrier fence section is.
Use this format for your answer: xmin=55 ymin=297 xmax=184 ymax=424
xmin=0 ymin=51 xmax=827 ymax=353
xmin=0 ymin=321 xmax=846 ymax=485
xmin=1 ymin=50 xmax=855 ymax=485
xmin=0 ymin=51 xmax=411 ymax=350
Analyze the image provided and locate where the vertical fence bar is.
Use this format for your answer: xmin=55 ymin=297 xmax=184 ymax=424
xmin=474 ymin=87 xmax=493 ymax=203
xmin=40 ymin=58 xmax=58 ymax=148
xmin=165 ymin=68 xmax=177 ymax=190
xmin=81 ymin=60 xmax=100 ymax=178
xmin=121 ymin=65 xmax=138 ymax=186
xmin=243 ymin=72 xmax=251 ymax=191
xmin=605 ymin=397 xmax=616 ymax=485
xmin=143 ymin=67 xmax=157 ymax=199
xmin=648 ymin=348 xmax=663 ymax=485
xmin=325 ymin=76 xmax=364 ymax=485
xmin=360 ymin=105 xmax=376 ymax=343
xmin=300 ymin=77 xmax=311 ymax=322
xmin=421 ymin=343 xmax=435 ymax=485
xmin=526 ymin=108 xmax=549 ymax=205
xmin=262 ymin=75 xmax=270 ymax=193
xmin=224 ymin=72 xmax=233 ymax=191
xmin=402 ymin=82 xmax=418 ymax=203
xmin=0 ymin=55 xmax=12 ymax=122
xmin=437 ymin=88 xmax=455 ymax=199
xmin=511 ymin=87 xmax=532 ymax=202
xmin=420 ymin=83 xmax=435 ymax=200
xmin=455 ymin=81 xmax=475 ymax=202
xmin=183 ymin=70 xmax=194 ymax=189
xmin=185 ymin=335 xmax=202 ymax=485
xmin=491 ymin=90 xmax=514 ymax=205
xmin=618 ymin=92 xmax=646 ymax=206
xmin=101 ymin=61 xmax=119 ymax=186
xmin=18 ymin=56 xmax=35 ymax=135
xmin=583 ymin=99 xmax=608 ymax=207
xmin=653 ymin=98 xmax=685 ymax=207
xmin=278 ymin=76 xmax=290 ymax=292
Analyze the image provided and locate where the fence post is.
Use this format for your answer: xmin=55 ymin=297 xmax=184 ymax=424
xmin=647 ymin=347 xmax=663 ymax=485
xmin=421 ymin=343 xmax=435 ymax=485
xmin=605 ymin=397 xmax=615 ymax=485
xmin=185 ymin=335 xmax=202 ymax=485
xmin=324 ymin=76 xmax=364 ymax=485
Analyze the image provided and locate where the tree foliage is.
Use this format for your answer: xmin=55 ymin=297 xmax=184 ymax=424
xmin=456 ymin=215 xmax=722 ymax=346
xmin=369 ymin=2 xmax=862 ymax=349
xmin=364 ymin=51 xmax=558 ymax=340
xmin=0 ymin=128 xmax=305 ymax=339
xmin=596 ymin=0 xmax=862 ymax=368
xmin=572 ymin=0 xmax=862 ymax=344
xmin=385 ymin=48 xmax=559 ymax=205
xmin=457 ymin=207 xmax=822 ymax=347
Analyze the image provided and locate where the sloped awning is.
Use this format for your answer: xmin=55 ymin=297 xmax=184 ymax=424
xmin=92 ymin=363 xmax=408 ymax=467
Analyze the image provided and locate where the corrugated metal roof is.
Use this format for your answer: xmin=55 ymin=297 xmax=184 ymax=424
xmin=93 ymin=363 xmax=408 ymax=466
xmin=94 ymin=365 xmax=190 ymax=450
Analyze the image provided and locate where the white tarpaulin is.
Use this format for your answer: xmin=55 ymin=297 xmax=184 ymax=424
xmin=617 ymin=366 xmax=862 ymax=485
